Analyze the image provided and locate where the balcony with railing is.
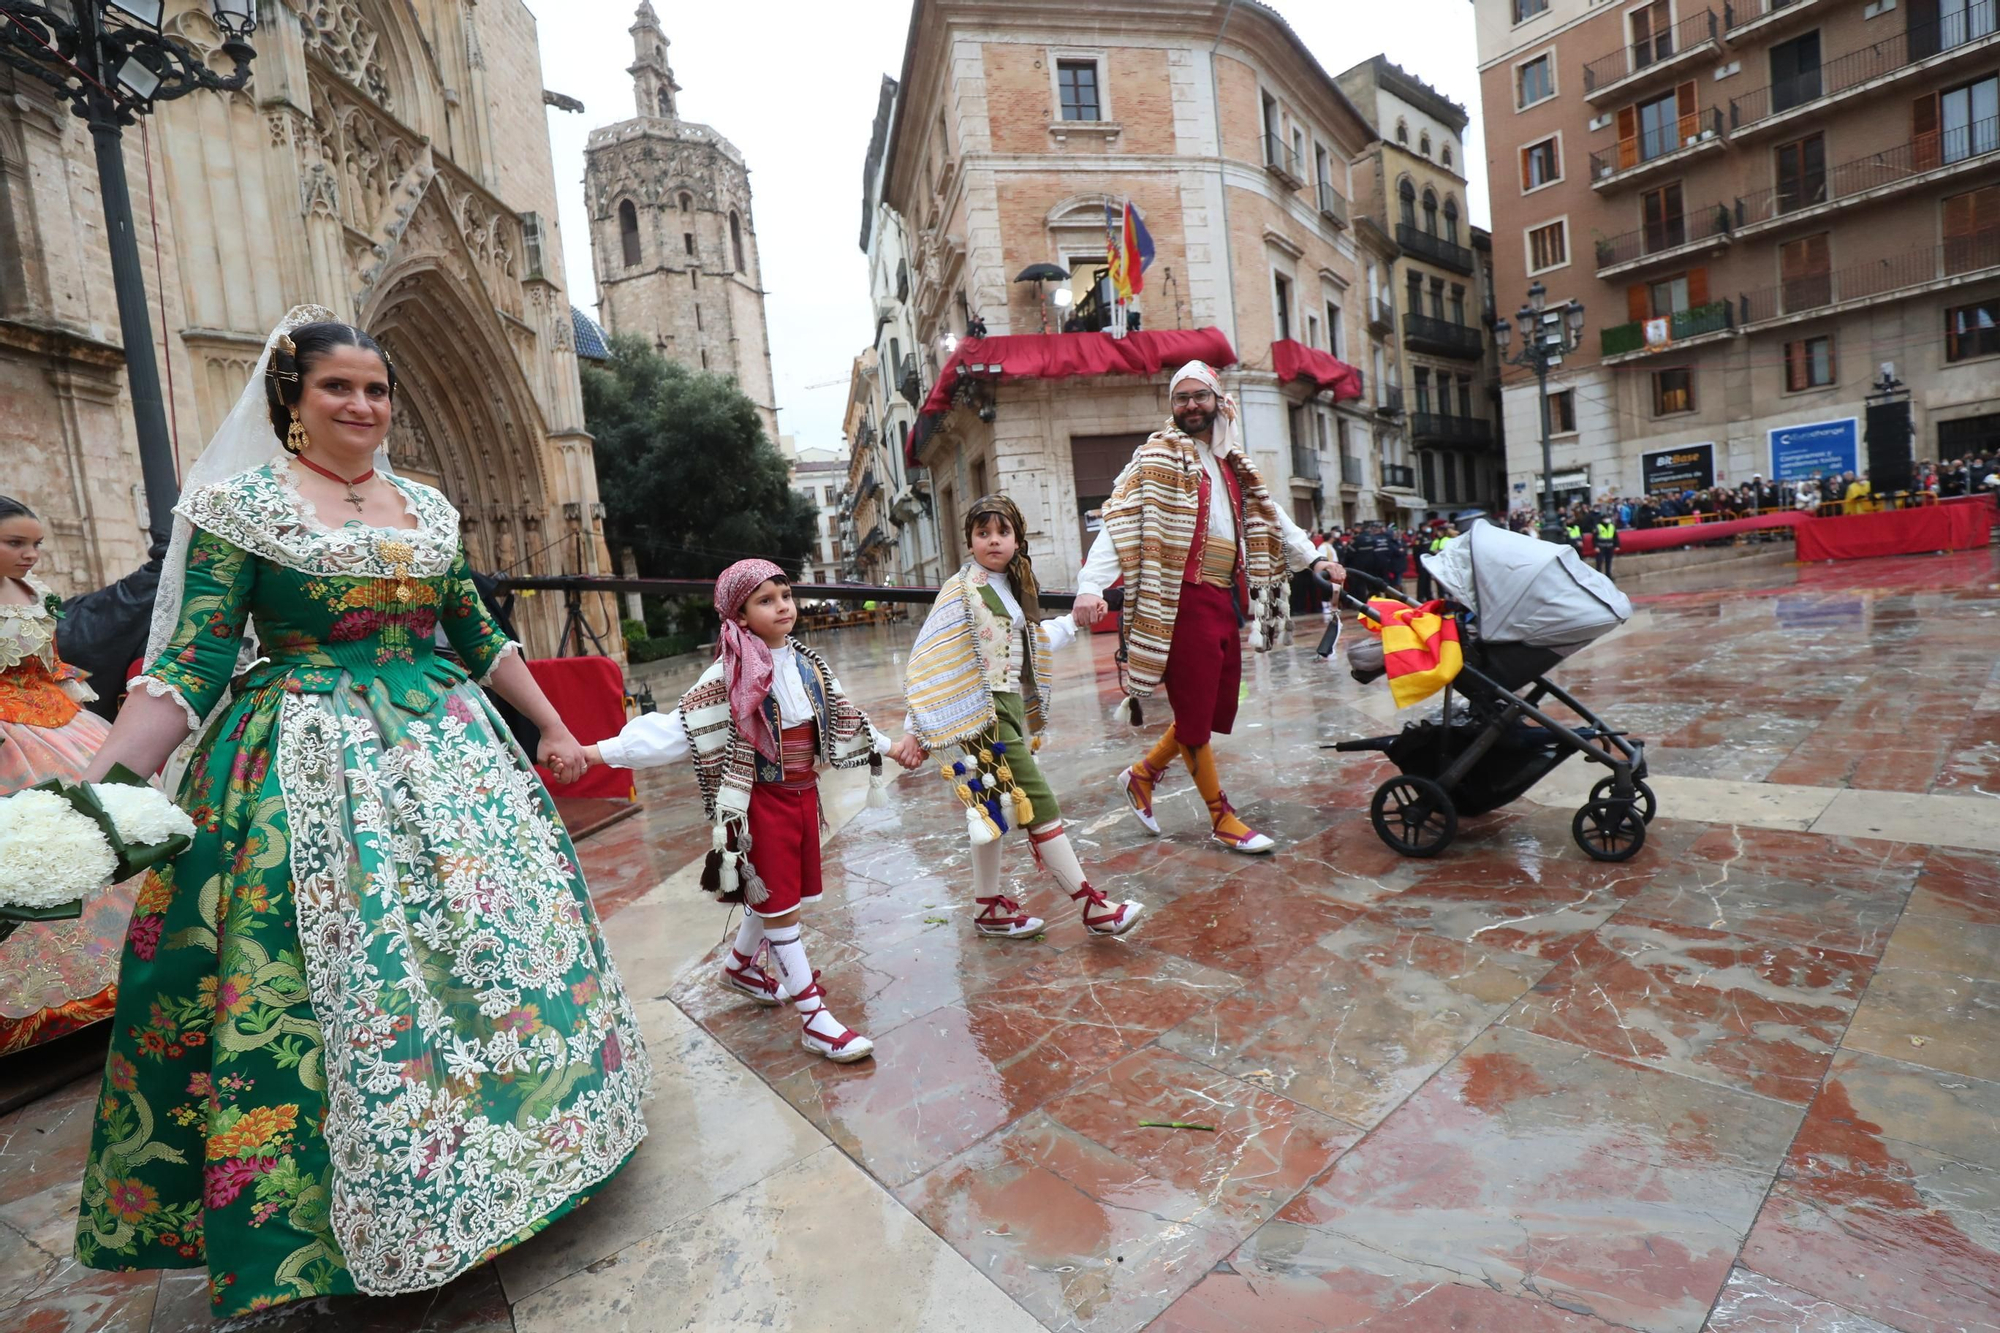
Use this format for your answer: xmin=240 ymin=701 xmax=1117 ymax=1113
xmin=1382 ymin=463 xmax=1417 ymax=490
xmin=1290 ymin=441 xmax=1322 ymax=483
xmin=1376 ymin=383 xmax=1405 ymax=416
xmin=1735 ymin=114 xmax=2000 ymax=233
xmin=1738 ymin=231 xmax=2000 ymax=328
xmin=1408 ymin=413 xmax=1497 ymax=449
xmin=1395 ymin=223 xmax=1475 ymax=274
xmin=1367 ymin=294 xmax=1396 ymax=332
xmin=1728 ymin=0 xmax=2000 ymax=140
xmin=1582 ymin=7 xmax=1730 ymax=105
xmin=1402 ymin=312 xmax=1485 ymax=360
xmin=898 ymin=353 xmax=922 ymax=407
xmin=1591 ymin=107 xmax=1726 ymax=189
xmin=1340 ymin=453 xmax=1364 ymax=485
xmin=1316 ymin=179 xmax=1349 ymax=227
xmin=1595 ymin=201 xmax=1735 ymax=277
xmin=1599 ymin=300 xmax=1736 ymax=359
xmin=1728 ymin=0 xmax=1825 ymax=38
xmin=1262 ymin=134 xmax=1305 ymax=188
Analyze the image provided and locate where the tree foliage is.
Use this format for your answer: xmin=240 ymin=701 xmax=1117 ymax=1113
xmin=582 ymin=334 xmax=816 ymax=580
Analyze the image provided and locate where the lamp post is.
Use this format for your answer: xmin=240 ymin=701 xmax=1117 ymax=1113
xmin=0 ymin=0 xmax=258 ymax=557
xmin=1493 ymin=279 xmax=1585 ymax=537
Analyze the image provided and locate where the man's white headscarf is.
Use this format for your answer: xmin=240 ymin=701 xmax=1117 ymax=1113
xmin=1169 ymin=360 xmax=1242 ymax=456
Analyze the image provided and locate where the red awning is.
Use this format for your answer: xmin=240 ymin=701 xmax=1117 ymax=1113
xmin=918 ymin=327 xmax=1239 ymax=419
xmin=1270 ymin=339 xmax=1363 ymax=401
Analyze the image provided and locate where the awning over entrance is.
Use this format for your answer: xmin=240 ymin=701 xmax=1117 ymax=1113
xmin=917 ymin=327 xmax=1238 ymax=420
xmin=1392 ymin=494 xmax=1430 ymax=510
xmin=1270 ymin=339 xmax=1363 ymax=401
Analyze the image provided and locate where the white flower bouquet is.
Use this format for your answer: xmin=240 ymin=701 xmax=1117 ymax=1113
xmin=0 ymin=764 xmax=196 ymax=941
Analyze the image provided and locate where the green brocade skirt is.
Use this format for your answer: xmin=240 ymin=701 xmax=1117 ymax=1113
xmin=73 ymin=674 xmax=651 ymax=1315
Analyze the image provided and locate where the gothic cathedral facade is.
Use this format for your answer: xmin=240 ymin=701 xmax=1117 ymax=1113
xmin=584 ymin=3 xmax=779 ymax=444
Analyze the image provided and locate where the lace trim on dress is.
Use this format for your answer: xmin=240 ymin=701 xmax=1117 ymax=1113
xmin=176 ymin=460 xmax=460 ymax=582
xmin=128 ymin=674 xmax=203 ymax=735
xmin=477 ymin=639 xmax=524 ymax=687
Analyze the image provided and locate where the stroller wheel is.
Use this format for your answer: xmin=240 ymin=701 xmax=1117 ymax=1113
xmin=1370 ymin=776 xmax=1459 ymax=857
xmin=1573 ymin=800 xmax=1647 ymax=862
xmin=1589 ymin=776 xmax=1658 ymax=825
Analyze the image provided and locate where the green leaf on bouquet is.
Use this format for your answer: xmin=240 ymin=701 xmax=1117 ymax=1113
xmin=0 ymin=900 xmax=86 ymax=923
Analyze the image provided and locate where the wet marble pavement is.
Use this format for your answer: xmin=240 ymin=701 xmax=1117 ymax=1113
xmin=2 ymin=547 xmax=1998 ymax=1332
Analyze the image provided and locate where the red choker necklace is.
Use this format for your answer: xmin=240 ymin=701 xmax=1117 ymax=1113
xmin=294 ymin=454 xmax=375 ymax=512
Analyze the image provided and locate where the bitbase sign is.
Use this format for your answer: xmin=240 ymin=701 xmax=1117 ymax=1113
xmin=1769 ymin=418 xmax=1858 ymax=482
xmin=1641 ymin=443 xmax=1714 ymax=492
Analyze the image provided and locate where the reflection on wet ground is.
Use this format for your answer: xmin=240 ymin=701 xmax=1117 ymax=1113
xmin=3 ymin=548 xmax=1997 ymax=1332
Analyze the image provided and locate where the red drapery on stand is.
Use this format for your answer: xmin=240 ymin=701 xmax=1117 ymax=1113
xmin=1794 ymin=495 xmax=1994 ymax=561
xmin=917 ymin=327 xmax=1239 ymax=419
xmin=1270 ymin=339 xmax=1364 ymax=401
xmin=527 ymin=656 xmax=635 ymax=800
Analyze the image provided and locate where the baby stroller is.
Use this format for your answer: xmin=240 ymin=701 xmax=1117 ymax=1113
xmin=1324 ymin=522 xmax=1654 ymax=862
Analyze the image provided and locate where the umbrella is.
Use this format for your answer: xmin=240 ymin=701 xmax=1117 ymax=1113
xmin=1013 ymin=263 xmax=1070 ymax=283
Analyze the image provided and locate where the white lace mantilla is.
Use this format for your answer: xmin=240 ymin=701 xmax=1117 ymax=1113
xmin=176 ymin=458 xmax=460 ymax=581
xmin=277 ymin=686 xmax=652 ymax=1294
xmin=0 ymin=574 xmax=57 ymax=674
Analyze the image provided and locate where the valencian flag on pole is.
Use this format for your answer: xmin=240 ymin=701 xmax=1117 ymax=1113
xmin=1104 ymin=201 xmax=1156 ymax=301
xmin=1361 ymin=598 xmax=1464 ymax=708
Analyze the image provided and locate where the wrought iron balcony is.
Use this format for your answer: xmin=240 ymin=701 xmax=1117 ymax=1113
xmin=1262 ymin=134 xmax=1304 ymax=188
xmin=899 ymin=353 xmax=922 ymax=407
xmin=1317 ymin=180 xmax=1349 ymax=227
xmin=1738 ymin=231 xmax=2000 ymax=326
xmin=1289 ymin=442 xmax=1322 ymax=483
xmin=1595 ymin=201 xmax=1734 ymax=275
xmin=1376 ymin=384 xmax=1405 ymax=416
xmin=1599 ymin=300 xmax=1734 ymax=357
xmin=1582 ymin=7 xmax=1729 ymax=105
xmin=1402 ymin=312 xmax=1485 ymax=360
xmin=1367 ymin=295 xmax=1396 ymax=333
xmin=1590 ymin=107 xmax=1726 ymax=189
xmin=1408 ymin=413 xmax=1496 ymax=448
xmin=1395 ymin=223 xmax=1474 ymax=275
xmin=1728 ymin=0 xmax=2000 ymax=139
xmin=1735 ymin=113 xmax=2000 ymax=230
xmin=1340 ymin=454 xmax=1364 ymax=485
xmin=1382 ymin=463 xmax=1417 ymax=490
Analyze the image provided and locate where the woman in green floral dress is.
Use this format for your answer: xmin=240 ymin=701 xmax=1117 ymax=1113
xmin=73 ymin=307 xmax=650 ymax=1316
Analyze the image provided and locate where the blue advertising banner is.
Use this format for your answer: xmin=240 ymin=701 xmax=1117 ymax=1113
xmin=1769 ymin=418 xmax=1858 ymax=482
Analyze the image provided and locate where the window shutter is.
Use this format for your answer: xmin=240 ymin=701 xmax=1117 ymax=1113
xmin=1676 ymin=82 xmax=1698 ymax=144
xmin=1914 ymin=93 xmax=1941 ymax=171
xmin=1688 ymin=266 xmax=1710 ymax=307
xmin=1785 ymin=340 xmax=1806 ymax=392
xmin=1617 ymin=106 xmax=1639 ymax=169
xmin=1781 ymin=234 xmax=1830 ymax=278
xmin=1521 ymin=145 xmax=1533 ymax=191
xmin=1944 ymin=190 xmax=1977 ymax=241
xmin=1627 ymin=283 xmax=1649 ymax=323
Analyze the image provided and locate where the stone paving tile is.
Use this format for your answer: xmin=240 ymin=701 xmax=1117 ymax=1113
xmin=1701 ymin=1267 xmax=1903 ymax=1332
xmin=1738 ymin=1050 xmax=2000 ymax=1333
xmin=896 ymin=1050 xmax=1358 ymax=1333
xmin=1840 ymin=913 xmax=2000 ymax=1083
xmin=1231 ymin=1026 xmax=1805 ymax=1333
xmin=1157 ymin=917 xmax=1548 ymax=1130
xmin=1501 ymin=915 xmax=1875 ymax=1104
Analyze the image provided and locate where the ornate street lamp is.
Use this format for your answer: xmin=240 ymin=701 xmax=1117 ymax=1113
xmin=1494 ymin=279 xmax=1585 ymax=533
xmin=0 ymin=0 xmax=258 ymax=555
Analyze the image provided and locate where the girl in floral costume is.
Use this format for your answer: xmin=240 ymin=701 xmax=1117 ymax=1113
xmin=71 ymin=308 xmax=651 ymax=1316
xmin=0 ymin=495 xmax=133 ymax=1053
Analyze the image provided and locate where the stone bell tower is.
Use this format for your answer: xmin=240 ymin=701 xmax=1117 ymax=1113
xmin=583 ymin=2 xmax=780 ymax=442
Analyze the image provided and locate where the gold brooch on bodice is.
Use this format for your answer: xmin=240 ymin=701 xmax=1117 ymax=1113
xmin=376 ymin=536 xmax=418 ymax=601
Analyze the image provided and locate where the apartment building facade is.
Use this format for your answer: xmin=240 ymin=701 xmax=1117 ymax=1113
xmin=1340 ymin=56 xmax=1510 ymax=521
xmin=879 ymin=0 xmax=1377 ymax=588
xmin=1478 ymin=0 xmax=2000 ymax=508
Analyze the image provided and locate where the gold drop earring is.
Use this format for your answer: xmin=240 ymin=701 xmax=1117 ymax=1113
xmin=286 ymin=408 xmax=310 ymax=456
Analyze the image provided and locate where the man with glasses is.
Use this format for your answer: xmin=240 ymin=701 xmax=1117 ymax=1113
xmin=1072 ymin=361 xmax=1343 ymax=854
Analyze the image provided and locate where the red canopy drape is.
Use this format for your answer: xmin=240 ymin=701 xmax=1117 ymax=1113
xmin=1270 ymin=339 xmax=1364 ymax=401
xmin=917 ymin=327 xmax=1238 ymax=418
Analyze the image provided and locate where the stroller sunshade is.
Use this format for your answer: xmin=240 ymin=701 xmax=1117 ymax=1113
xmin=1419 ymin=521 xmax=1631 ymax=656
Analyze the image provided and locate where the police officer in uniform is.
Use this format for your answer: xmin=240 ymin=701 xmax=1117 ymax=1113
xmin=1593 ymin=512 xmax=1619 ymax=578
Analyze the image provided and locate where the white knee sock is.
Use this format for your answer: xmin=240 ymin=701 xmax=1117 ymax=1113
xmin=1030 ymin=822 xmax=1088 ymax=896
xmin=731 ymin=912 xmax=765 ymax=963
xmin=971 ymin=839 xmax=1002 ymax=899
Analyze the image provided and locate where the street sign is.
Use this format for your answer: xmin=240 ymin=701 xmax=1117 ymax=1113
xmin=1769 ymin=417 xmax=1859 ymax=482
xmin=1641 ymin=443 xmax=1714 ymax=492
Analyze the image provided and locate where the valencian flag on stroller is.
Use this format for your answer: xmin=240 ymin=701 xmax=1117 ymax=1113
xmin=1359 ymin=599 xmax=1464 ymax=708
xmin=1332 ymin=522 xmax=1655 ymax=863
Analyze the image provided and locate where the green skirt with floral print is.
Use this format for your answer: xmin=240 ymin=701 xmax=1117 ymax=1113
xmin=74 ymin=676 xmax=651 ymax=1316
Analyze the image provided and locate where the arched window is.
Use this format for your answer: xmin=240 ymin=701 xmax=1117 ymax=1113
xmin=1398 ymin=179 xmax=1416 ymax=228
xmin=1443 ymin=197 xmax=1460 ymax=246
xmin=1395 ymin=119 xmax=1409 ymax=145
xmin=1422 ymin=188 xmax=1438 ymax=235
xmin=658 ymin=89 xmax=672 ymax=117
xmin=1420 ymin=131 xmax=1432 ymax=157
xmin=679 ymin=191 xmax=692 ymax=212
xmin=1441 ymin=142 xmax=1454 ymax=168
xmin=729 ymin=211 xmax=745 ymax=273
xmin=618 ymin=199 xmax=640 ymax=267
